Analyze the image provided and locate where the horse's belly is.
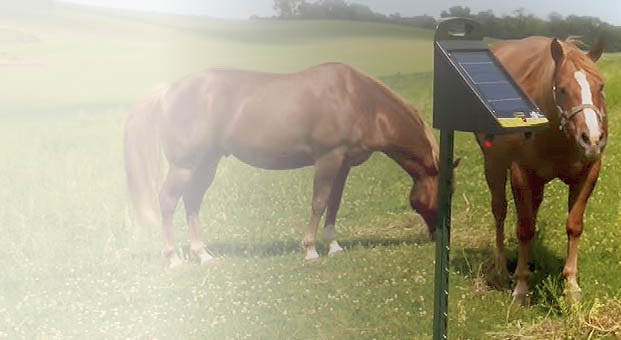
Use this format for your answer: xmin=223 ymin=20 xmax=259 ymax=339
xmin=232 ymin=150 xmax=315 ymax=170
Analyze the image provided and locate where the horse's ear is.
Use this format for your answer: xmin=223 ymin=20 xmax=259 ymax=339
xmin=588 ymin=38 xmax=604 ymax=62
xmin=551 ymin=38 xmax=564 ymax=65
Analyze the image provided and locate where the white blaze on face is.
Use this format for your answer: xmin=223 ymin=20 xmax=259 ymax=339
xmin=574 ymin=70 xmax=601 ymax=143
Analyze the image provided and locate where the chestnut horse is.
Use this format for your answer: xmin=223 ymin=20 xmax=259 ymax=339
xmin=478 ymin=37 xmax=606 ymax=302
xmin=124 ymin=63 xmax=440 ymax=267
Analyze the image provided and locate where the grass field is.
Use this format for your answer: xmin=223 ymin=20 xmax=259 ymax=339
xmin=1 ymin=3 xmax=621 ymax=338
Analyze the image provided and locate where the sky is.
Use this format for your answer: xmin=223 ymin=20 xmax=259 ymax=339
xmin=59 ymin=0 xmax=621 ymax=25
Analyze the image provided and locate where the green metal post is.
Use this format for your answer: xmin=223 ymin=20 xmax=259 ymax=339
xmin=433 ymin=129 xmax=454 ymax=340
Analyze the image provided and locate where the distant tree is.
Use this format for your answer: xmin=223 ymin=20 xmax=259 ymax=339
xmin=319 ymin=0 xmax=349 ymax=19
xmin=548 ymin=12 xmax=563 ymax=22
xmin=501 ymin=8 xmax=545 ymax=38
xmin=547 ymin=11 xmax=568 ymax=37
xmin=295 ymin=0 xmax=384 ymax=22
xmin=440 ymin=6 xmax=472 ymax=18
xmin=400 ymin=15 xmax=437 ymax=30
xmin=273 ymin=0 xmax=305 ymax=18
xmin=475 ymin=10 xmax=498 ymax=36
xmin=262 ymin=1 xmax=621 ymax=51
xmin=601 ymin=24 xmax=621 ymax=51
xmin=349 ymin=3 xmax=379 ymax=21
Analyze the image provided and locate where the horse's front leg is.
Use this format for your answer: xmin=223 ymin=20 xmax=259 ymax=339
xmin=303 ymin=148 xmax=346 ymax=261
xmin=564 ymin=160 xmax=601 ymax=302
xmin=482 ymin=155 xmax=510 ymax=285
xmin=510 ymin=163 xmax=544 ymax=304
xmin=323 ymin=164 xmax=351 ymax=256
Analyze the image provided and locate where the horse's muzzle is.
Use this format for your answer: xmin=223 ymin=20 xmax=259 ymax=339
xmin=578 ymin=134 xmax=606 ymax=161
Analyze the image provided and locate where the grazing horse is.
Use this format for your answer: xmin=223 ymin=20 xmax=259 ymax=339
xmin=478 ymin=37 xmax=606 ymax=302
xmin=124 ymin=62 xmax=440 ymax=267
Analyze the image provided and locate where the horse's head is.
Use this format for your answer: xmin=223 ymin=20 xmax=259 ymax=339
xmin=550 ymin=38 xmax=607 ymax=161
xmin=408 ymin=158 xmax=460 ymax=236
xmin=409 ymin=172 xmax=439 ymax=234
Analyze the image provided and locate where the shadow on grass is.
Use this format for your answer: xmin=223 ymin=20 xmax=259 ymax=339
xmin=451 ymin=235 xmax=566 ymax=305
xmin=202 ymin=233 xmax=433 ymax=259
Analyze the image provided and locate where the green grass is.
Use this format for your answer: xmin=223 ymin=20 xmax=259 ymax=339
xmin=1 ymin=3 xmax=621 ymax=338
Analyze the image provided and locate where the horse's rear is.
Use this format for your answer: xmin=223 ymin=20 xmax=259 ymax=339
xmin=479 ymin=36 xmax=606 ymax=302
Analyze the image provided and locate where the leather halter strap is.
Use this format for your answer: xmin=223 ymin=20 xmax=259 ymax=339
xmin=553 ymin=84 xmax=604 ymax=132
xmin=559 ymin=103 xmax=603 ymax=131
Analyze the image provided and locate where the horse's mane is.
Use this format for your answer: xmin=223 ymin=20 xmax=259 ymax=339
xmin=562 ymin=38 xmax=603 ymax=81
xmin=357 ymin=71 xmax=439 ymax=156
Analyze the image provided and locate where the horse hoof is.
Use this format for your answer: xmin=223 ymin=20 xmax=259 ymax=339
xmin=564 ymin=289 xmax=582 ymax=303
xmin=190 ymin=246 xmax=215 ymax=264
xmin=328 ymin=241 xmax=344 ymax=256
xmin=328 ymin=249 xmax=344 ymax=257
xmin=511 ymin=292 xmax=530 ymax=306
xmin=305 ymin=248 xmax=320 ymax=261
xmin=196 ymin=252 xmax=215 ymax=265
xmin=168 ymin=253 xmax=185 ymax=269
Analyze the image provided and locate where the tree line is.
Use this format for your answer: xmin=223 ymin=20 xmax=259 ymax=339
xmin=268 ymin=1 xmax=621 ymax=51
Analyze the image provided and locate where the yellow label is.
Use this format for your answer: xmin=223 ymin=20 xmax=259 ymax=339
xmin=497 ymin=117 xmax=549 ymax=128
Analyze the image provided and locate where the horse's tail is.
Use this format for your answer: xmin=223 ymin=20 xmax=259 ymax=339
xmin=123 ymin=84 xmax=169 ymax=231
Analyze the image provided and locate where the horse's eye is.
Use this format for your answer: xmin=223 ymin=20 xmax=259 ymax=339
xmin=599 ymin=84 xmax=605 ymax=92
xmin=557 ymin=87 xmax=567 ymax=99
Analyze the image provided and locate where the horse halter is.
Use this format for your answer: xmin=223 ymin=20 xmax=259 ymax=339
xmin=552 ymin=84 xmax=604 ymax=132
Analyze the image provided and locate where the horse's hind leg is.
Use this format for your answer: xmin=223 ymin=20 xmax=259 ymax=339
xmin=483 ymin=156 xmax=510 ymax=285
xmin=183 ymin=155 xmax=221 ymax=265
xmin=303 ymin=148 xmax=346 ymax=261
xmin=323 ymin=164 xmax=351 ymax=256
xmin=159 ymin=165 xmax=195 ymax=268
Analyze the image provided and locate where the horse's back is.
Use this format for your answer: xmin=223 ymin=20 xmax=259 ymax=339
xmin=221 ymin=63 xmax=370 ymax=169
xmin=492 ymin=36 xmax=551 ymax=56
xmin=158 ymin=63 xmax=372 ymax=170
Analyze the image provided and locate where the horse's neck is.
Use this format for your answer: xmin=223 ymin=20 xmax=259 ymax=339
xmin=386 ymin=149 xmax=435 ymax=181
xmin=362 ymin=85 xmax=438 ymax=179
xmin=382 ymin=124 xmax=438 ymax=181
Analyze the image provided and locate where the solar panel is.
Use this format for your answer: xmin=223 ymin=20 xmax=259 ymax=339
xmin=452 ymin=51 xmax=535 ymax=118
xmin=433 ymin=18 xmax=547 ymax=134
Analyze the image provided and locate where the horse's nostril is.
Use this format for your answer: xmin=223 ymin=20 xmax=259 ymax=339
xmin=581 ymin=132 xmax=590 ymax=144
xmin=599 ymin=134 xmax=605 ymax=143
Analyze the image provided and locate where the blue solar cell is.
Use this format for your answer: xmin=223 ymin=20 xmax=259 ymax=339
xmin=451 ymin=51 xmax=532 ymax=114
xmin=452 ymin=52 xmax=490 ymax=63
xmin=459 ymin=63 xmax=506 ymax=83
xmin=477 ymin=83 xmax=520 ymax=101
